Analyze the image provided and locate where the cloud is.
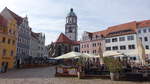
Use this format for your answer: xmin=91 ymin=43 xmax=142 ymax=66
xmin=1 ymin=0 xmax=150 ymax=45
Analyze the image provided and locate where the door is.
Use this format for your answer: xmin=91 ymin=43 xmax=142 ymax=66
xmin=1 ymin=62 xmax=8 ymax=73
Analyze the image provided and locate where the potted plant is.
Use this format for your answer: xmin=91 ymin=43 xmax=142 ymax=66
xmin=104 ymin=57 xmax=123 ymax=81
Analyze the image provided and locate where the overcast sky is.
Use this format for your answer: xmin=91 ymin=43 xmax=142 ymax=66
xmin=1 ymin=0 xmax=150 ymax=45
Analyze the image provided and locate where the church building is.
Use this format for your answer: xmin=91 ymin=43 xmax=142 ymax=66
xmin=47 ymin=8 xmax=80 ymax=57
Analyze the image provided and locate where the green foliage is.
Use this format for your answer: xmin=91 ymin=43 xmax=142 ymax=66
xmin=104 ymin=57 xmax=123 ymax=73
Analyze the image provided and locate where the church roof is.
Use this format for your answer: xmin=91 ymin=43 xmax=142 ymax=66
xmin=55 ymin=33 xmax=79 ymax=45
xmin=56 ymin=33 xmax=73 ymax=44
xmin=67 ymin=8 xmax=76 ymax=17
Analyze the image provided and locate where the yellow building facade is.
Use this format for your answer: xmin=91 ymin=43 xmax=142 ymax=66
xmin=0 ymin=16 xmax=17 ymax=72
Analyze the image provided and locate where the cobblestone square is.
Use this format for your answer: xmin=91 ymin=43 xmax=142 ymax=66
xmin=0 ymin=66 xmax=149 ymax=84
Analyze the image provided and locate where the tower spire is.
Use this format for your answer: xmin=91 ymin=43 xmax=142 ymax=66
xmin=65 ymin=8 xmax=78 ymax=41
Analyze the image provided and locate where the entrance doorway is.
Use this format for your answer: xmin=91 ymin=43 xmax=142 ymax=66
xmin=1 ymin=62 xmax=8 ymax=73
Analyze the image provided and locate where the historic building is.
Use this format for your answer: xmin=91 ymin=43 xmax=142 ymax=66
xmin=29 ymin=31 xmax=46 ymax=57
xmin=36 ymin=32 xmax=45 ymax=57
xmin=137 ymin=20 xmax=150 ymax=50
xmin=104 ymin=21 xmax=138 ymax=61
xmin=48 ymin=8 xmax=80 ymax=58
xmin=80 ymin=31 xmax=105 ymax=55
xmin=29 ymin=31 xmax=39 ymax=57
xmin=0 ymin=14 xmax=17 ymax=72
xmin=1 ymin=7 xmax=31 ymax=64
xmin=81 ymin=20 xmax=150 ymax=62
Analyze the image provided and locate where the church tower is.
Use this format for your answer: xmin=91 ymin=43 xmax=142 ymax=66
xmin=65 ymin=8 xmax=78 ymax=41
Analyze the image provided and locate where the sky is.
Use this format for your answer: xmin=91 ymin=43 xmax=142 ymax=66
xmin=1 ymin=0 xmax=150 ymax=45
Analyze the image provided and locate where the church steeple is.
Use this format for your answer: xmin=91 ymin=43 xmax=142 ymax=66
xmin=65 ymin=8 xmax=78 ymax=41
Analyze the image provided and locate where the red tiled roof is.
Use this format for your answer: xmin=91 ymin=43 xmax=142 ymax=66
xmin=55 ymin=33 xmax=79 ymax=45
xmin=137 ymin=20 xmax=150 ymax=28
xmin=91 ymin=21 xmax=137 ymax=38
xmin=0 ymin=14 xmax=7 ymax=28
xmin=92 ymin=29 xmax=107 ymax=37
xmin=107 ymin=21 xmax=137 ymax=33
xmin=56 ymin=33 xmax=73 ymax=44
xmin=72 ymin=41 xmax=80 ymax=45
xmin=5 ymin=7 xmax=23 ymax=25
xmin=106 ymin=21 xmax=137 ymax=37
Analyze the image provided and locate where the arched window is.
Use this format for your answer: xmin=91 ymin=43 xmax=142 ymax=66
xmin=75 ymin=47 xmax=78 ymax=52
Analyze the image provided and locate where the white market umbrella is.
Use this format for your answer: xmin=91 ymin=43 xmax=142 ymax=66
xmin=55 ymin=51 xmax=88 ymax=59
xmin=103 ymin=51 xmax=123 ymax=57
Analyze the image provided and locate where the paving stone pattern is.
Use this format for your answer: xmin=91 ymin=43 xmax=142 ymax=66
xmin=0 ymin=66 xmax=149 ymax=84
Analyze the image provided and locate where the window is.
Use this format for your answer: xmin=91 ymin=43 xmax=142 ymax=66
xmin=112 ymin=46 xmax=118 ymax=50
xmin=138 ymin=30 xmax=141 ymax=33
xmin=106 ymin=47 xmax=111 ymax=51
xmin=82 ymin=45 xmax=83 ymax=48
xmin=10 ymin=50 xmax=14 ymax=56
xmin=13 ymin=31 xmax=16 ymax=35
xmin=119 ymin=37 xmax=125 ymax=41
xmin=143 ymin=29 xmax=147 ymax=33
xmin=2 ymin=37 xmax=6 ymax=43
xmin=87 ymin=51 xmax=89 ymax=53
xmin=127 ymin=35 xmax=134 ymax=40
xmin=146 ymin=45 xmax=149 ymax=49
xmin=92 ymin=43 xmax=96 ymax=47
xmin=84 ymin=45 xmax=86 ymax=48
xmin=12 ymin=40 xmax=15 ymax=45
xmin=112 ymin=38 xmax=117 ymax=42
xmin=2 ymin=49 xmax=6 ymax=56
xmin=97 ymin=43 xmax=101 ymax=45
xmin=144 ymin=37 xmax=148 ymax=41
xmin=105 ymin=39 xmax=110 ymax=43
xmin=120 ymin=46 xmax=126 ymax=50
xmin=93 ymin=50 xmax=96 ymax=54
xmin=128 ymin=45 xmax=135 ymax=49
xmin=87 ymin=44 xmax=89 ymax=48
xmin=8 ymin=39 xmax=11 ymax=44
xmin=139 ymin=37 xmax=142 ymax=41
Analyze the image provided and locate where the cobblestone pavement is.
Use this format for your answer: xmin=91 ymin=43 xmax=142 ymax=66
xmin=0 ymin=66 xmax=149 ymax=84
